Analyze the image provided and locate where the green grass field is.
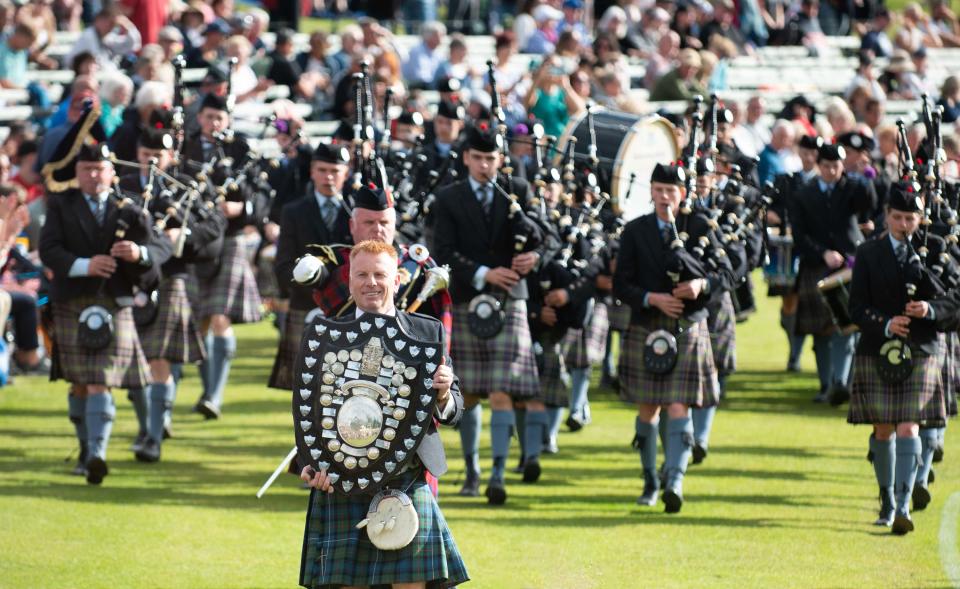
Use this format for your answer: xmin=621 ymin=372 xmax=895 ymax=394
xmin=1 ymin=288 xmax=958 ymax=588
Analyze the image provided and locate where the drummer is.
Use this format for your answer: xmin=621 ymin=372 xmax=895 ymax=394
xmin=791 ymin=143 xmax=876 ymax=404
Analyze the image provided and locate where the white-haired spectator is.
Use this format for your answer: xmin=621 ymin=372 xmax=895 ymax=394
xmin=597 ymin=69 xmax=644 ymax=114
xmin=108 ymin=80 xmax=172 ymax=162
xmin=241 ymin=6 xmax=270 ymax=55
xmin=402 ymin=21 xmax=446 ymax=90
xmin=731 ymin=97 xmax=771 ymax=159
xmin=132 ymin=44 xmax=170 ymax=89
xmin=330 ymin=24 xmax=362 ymax=78
xmin=99 ymin=72 xmax=134 ymax=137
xmin=65 ymin=5 xmax=141 ymax=71
xmin=645 ymin=30 xmax=680 ymax=89
xmin=157 ymin=26 xmax=184 ymax=62
xmin=758 ymin=119 xmax=797 ymax=184
xmin=823 ymin=96 xmax=857 ymax=136
xmin=225 ymin=35 xmax=273 ymax=103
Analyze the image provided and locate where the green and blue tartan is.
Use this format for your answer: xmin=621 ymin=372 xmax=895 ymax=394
xmin=450 ymin=299 xmax=540 ymax=400
xmin=848 ymin=352 xmax=946 ymax=427
xmin=618 ymin=314 xmax=720 ymax=408
xmin=137 ymin=277 xmax=206 ymax=364
xmin=607 ymin=299 xmax=632 ymax=332
xmin=563 ymin=301 xmax=610 ymax=369
xmin=794 ymin=262 xmax=837 ymax=336
xmin=299 ymin=469 xmax=469 ymax=589
xmin=538 ymin=332 xmax=569 ymax=407
xmin=51 ymin=296 xmax=150 ymax=388
xmin=268 ymin=308 xmax=310 ymax=390
xmin=198 ymin=235 xmax=262 ymax=324
xmin=707 ymin=292 xmax=737 ymax=377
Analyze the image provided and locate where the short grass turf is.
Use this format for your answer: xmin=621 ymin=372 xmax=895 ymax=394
xmin=1 ymin=287 xmax=959 ymax=588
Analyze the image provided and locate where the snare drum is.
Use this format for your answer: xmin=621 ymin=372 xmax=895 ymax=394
xmin=764 ymin=230 xmax=799 ymax=289
xmin=817 ymin=268 xmax=858 ymax=335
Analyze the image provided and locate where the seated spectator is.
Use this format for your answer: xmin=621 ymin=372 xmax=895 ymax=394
xmin=700 ymin=0 xmax=751 ymax=55
xmin=860 ymin=8 xmax=893 ymax=57
xmin=930 ymin=0 xmax=960 ymax=48
xmin=863 ymin=98 xmax=885 ymax=132
xmin=157 ymin=26 xmax=184 ymax=65
xmin=65 ymin=5 xmax=142 ymax=71
xmin=185 ymin=19 xmax=229 ymax=69
xmin=1 ymin=122 xmax=33 ymax=161
xmin=650 ymin=48 xmax=706 ymax=102
xmin=330 ymin=25 xmax=362 ymax=79
xmin=597 ymin=70 xmax=644 ymax=114
xmin=297 ymin=31 xmax=336 ymax=77
xmin=822 ymin=96 xmax=857 ymax=135
xmin=267 ymin=29 xmax=305 ymax=97
xmin=644 ymin=30 xmax=680 ymax=89
xmin=513 ymin=0 xmax=540 ymax=51
xmin=0 ymin=184 xmax=44 ymax=375
xmin=732 ymin=96 xmax=771 ymax=158
xmin=879 ymin=49 xmax=920 ymax=99
xmin=896 ymin=2 xmax=943 ymax=52
xmin=109 ymin=80 xmax=172 ymax=163
xmin=225 ymin=34 xmax=272 ymax=103
xmin=844 ymin=51 xmax=886 ymax=102
xmin=526 ymin=4 xmax=563 ymax=54
xmin=178 ymin=2 xmax=207 ymax=51
xmin=10 ymin=140 xmax=41 ymax=204
xmin=434 ymin=33 xmax=480 ymax=94
xmin=903 ymin=47 xmax=938 ymax=99
xmin=238 ymin=7 xmax=270 ymax=57
xmin=784 ymin=0 xmax=827 ymax=54
xmin=99 ymin=72 xmax=134 ymax=137
xmin=706 ymin=35 xmax=738 ymax=92
xmin=672 ymin=1 xmax=703 ymax=49
xmin=938 ymin=76 xmax=960 ymax=123
xmin=0 ymin=23 xmax=37 ymax=89
xmin=758 ymin=120 xmax=797 ymax=184
xmin=402 ymin=21 xmax=446 ymax=90
xmin=560 ymin=0 xmax=591 ymax=46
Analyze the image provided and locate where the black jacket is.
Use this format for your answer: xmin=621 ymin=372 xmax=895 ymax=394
xmin=432 ymin=176 xmax=544 ymax=303
xmin=850 ymin=235 xmax=944 ymax=356
xmin=39 ymin=189 xmax=171 ymax=303
xmin=274 ymin=191 xmax=352 ymax=309
xmin=791 ymin=174 xmax=876 ymax=264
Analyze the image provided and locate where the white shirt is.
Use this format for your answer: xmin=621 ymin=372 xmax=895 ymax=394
xmin=65 ymin=25 xmax=141 ymax=72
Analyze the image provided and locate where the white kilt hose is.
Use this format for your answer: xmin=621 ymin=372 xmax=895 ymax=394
xmin=707 ymin=292 xmax=737 ymax=377
xmin=848 ymin=350 xmax=947 ymax=427
xmin=268 ymin=307 xmax=310 ymax=390
xmin=563 ymin=301 xmax=610 ymax=369
xmin=198 ymin=235 xmax=263 ymax=323
xmin=450 ymin=299 xmax=541 ymax=399
xmin=51 ymin=297 xmax=150 ymax=388
xmin=618 ymin=314 xmax=720 ymax=408
xmin=137 ymin=277 xmax=206 ymax=364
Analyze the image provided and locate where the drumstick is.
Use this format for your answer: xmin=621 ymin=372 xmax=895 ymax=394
xmin=256 ymin=446 xmax=298 ymax=499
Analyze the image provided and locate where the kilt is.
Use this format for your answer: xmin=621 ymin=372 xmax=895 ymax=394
xmin=848 ymin=353 xmax=946 ymax=427
xmin=618 ymin=315 xmax=720 ymax=408
xmin=450 ymin=299 xmax=540 ymax=399
xmin=563 ymin=301 xmax=610 ymax=369
xmin=198 ymin=235 xmax=263 ymax=324
xmin=941 ymin=333 xmax=959 ymax=417
xmin=268 ymin=307 xmax=310 ymax=390
xmin=138 ymin=277 xmax=206 ymax=364
xmin=794 ymin=263 xmax=836 ymax=336
xmin=51 ymin=296 xmax=150 ymax=388
xmin=299 ymin=469 xmax=469 ymax=589
xmin=707 ymin=292 xmax=737 ymax=377
xmin=607 ymin=299 xmax=632 ymax=332
xmin=538 ymin=333 xmax=570 ymax=407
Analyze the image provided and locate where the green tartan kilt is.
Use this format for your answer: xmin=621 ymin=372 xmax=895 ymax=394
xmin=848 ymin=352 xmax=946 ymax=427
xmin=794 ymin=262 xmax=836 ymax=336
xmin=137 ymin=277 xmax=206 ymax=364
xmin=450 ymin=299 xmax=540 ymax=400
xmin=607 ymin=299 xmax=632 ymax=331
xmin=707 ymin=292 xmax=737 ymax=377
xmin=299 ymin=469 xmax=469 ymax=589
xmin=562 ymin=300 xmax=610 ymax=369
xmin=198 ymin=235 xmax=262 ymax=323
xmin=618 ymin=315 xmax=720 ymax=408
xmin=268 ymin=308 xmax=310 ymax=390
xmin=50 ymin=296 xmax=150 ymax=388
xmin=538 ymin=332 xmax=570 ymax=407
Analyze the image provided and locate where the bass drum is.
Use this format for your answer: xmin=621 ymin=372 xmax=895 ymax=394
xmin=554 ymin=109 xmax=679 ymax=222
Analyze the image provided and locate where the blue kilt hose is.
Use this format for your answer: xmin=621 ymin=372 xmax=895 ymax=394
xmin=450 ymin=299 xmax=540 ymax=400
xmin=138 ymin=277 xmax=206 ymax=364
xmin=268 ymin=308 xmax=310 ymax=390
xmin=51 ymin=296 xmax=150 ymax=389
xmin=848 ymin=352 xmax=946 ymax=427
xmin=538 ymin=332 xmax=570 ymax=407
xmin=198 ymin=234 xmax=263 ymax=323
xmin=794 ymin=262 xmax=836 ymax=336
xmin=299 ymin=468 xmax=469 ymax=589
xmin=707 ymin=292 xmax=737 ymax=377
xmin=563 ymin=301 xmax=610 ymax=369
xmin=618 ymin=315 xmax=720 ymax=408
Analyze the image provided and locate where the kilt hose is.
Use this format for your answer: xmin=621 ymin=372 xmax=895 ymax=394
xmin=198 ymin=234 xmax=263 ymax=324
xmin=51 ymin=296 xmax=150 ymax=389
xmin=848 ymin=353 xmax=947 ymax=428
xmin=268 ymin=307 xmax=310 ymax=390
xmin=538 ymin=331 xmax=570 ymax=407
xmin=138 ymin=277 xmax=206 ymax=364
xmin=707 ymin=292 xmax=737 ymax=377
xmin=450 ymin=299 xmax=540 ymax=400
xmin=794 ymin=262 xmax=837 ymax=336
xmin=618 ymin=314 xmax=720 ymax=408
xmin=299 ymin=469 xmax=469 ymax=589
xmin=563 ymin=300 xmax=610 ymax=369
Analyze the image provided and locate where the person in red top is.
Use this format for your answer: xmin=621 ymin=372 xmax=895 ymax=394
xmin=120 ymin=0 xmax=169 ymax=46
xmin=11 ymin=141 xmax=43 ymax=204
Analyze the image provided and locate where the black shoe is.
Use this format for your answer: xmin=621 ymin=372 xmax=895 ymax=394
xmin=135 ymin=439 xmax=161 ymax=463
xmin=875 ymin=487 xmax=895 ymax=526
xmin=891 ymin=513 xmax=914 ymax=535
xmin=828 ymin=385 xmax=850 ymax=407
xmin=510 ymin=457 xmax=525 ymax=474
xmin=162 ymin=423 xmax=173 ymax=440
xmin=786 ymin=360 xmax=801 ymax=373
xmin=194 ymin=399 xmax=220 ymax=420
xmin=71 ymin=462 xmax=88 ymax=477
xmin=662 ymin=487 xmax=683 ymax=513
xmin=933 ymin=444 xmax=944 ymax=463
xmin=458 ymin=473 xmax=481 ymax=497
xmin=565 ymin=414 xmax=584 ymax=433
xmin=636 ymin=470 xmax=659 ymax=506
xmin=522 ymin=457 xmax=541 ymax=483
xmin=85 ymin=456 xmax=109 ymax=485
xmin=813 ymin=390 xmax=829 ymax=403
xmin=692 ymin=443 xmax=707 ymax=465
xmin=912 ymin=484 xmax=932 ymax=511
xmin=129 ymin=432 xmax=147 ymax=453
xmin=929 ymin=468 xmax=936 ymax=485
xmin=485 ymin=479 xmax=507 ymax=505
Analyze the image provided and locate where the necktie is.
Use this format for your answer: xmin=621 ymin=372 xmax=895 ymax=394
xmin=478 ymin=185 xmax=492 ymax=223
xmin=320 ymin=198 xmax=337 ymax=232
xmin=896 ymin=242 xmax=907 ymax=265
xmin=90 ymin=197 xmax=106 ymax=225
xmin=661 ymin=224 xmax=672 ymax=245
